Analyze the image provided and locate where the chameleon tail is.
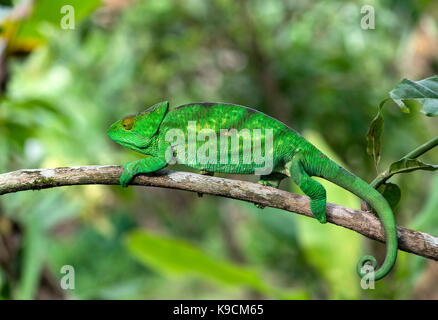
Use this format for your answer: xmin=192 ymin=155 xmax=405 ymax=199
xmin=320 ymin=161 xmax=398 ymax=281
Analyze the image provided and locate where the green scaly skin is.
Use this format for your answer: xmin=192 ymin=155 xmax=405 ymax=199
xmin=108 ymin=101 xmax=398 ymax=280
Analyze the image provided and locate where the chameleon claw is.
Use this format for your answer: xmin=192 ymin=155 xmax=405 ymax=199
xmin=120 ymin=167 xmax=134 ymax=187
xmin=310 ymin=199 xmax=327 ymax=224
xmin=200 ymin=170 xmax=214 ymax=176
xmin=254 ymin=203 xmax=266 ymax=209
xmin=257 ymin=173 xmax=285 ymax=189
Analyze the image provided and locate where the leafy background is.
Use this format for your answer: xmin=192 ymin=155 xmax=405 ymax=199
xmin=0 ymin=0 xmax=437 ymax=299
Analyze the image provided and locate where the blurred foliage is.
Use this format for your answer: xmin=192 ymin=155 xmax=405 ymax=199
xmin=126 ymin=229 xmax=308 ymax=299
xmin=1 ymin=0 xmax=100 ymax=52
xmin=0 ymin=0 xmax=437 ymax=299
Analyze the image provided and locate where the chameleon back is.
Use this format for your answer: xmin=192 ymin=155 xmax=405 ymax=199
xmin=157 ymin=103 xmax=304 ymax=174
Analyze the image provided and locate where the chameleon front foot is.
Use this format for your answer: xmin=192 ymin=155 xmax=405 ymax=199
xmin=120 ymin=166 xmax=135 ymax=187
xmin=120 ymin=157 xmax=168 ymax=187
xmin=257 ymin=172 xmax=286 ymax=189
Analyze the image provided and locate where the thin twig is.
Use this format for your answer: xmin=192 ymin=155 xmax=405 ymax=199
xmin=0 ymin=166 xmax=437 ymax=260
xmin=403 ymin=136 xmax=438 ymax=160
xmin=371 ymin=135 xmax=438 ymax=189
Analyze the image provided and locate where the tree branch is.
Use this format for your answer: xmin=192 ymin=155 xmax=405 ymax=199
xmin=0 ymin=165 xmax=437 ymax=260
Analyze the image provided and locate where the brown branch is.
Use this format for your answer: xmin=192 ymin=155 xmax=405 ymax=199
xmin=0 ymin=165 xmax=437 ymax=260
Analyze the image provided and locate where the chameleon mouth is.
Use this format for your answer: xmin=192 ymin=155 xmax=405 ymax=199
xmin=114 ymin=135 xmax=151 ymax=153
xmin=107 ymin=128 xmax=148 ymax=149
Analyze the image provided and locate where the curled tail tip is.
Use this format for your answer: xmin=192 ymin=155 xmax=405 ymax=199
xmin=356 ymin=254 xmax=396 ymax=280
xmin=356 ymin=255 xmax=377 ymax=278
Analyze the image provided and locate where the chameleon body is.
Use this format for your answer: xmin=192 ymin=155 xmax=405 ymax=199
xmin=107 ymin=101 xmax=398 ymax=280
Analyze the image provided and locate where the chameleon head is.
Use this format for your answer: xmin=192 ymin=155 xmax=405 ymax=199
xmin=107 ymin=101 xmax=169 ymax=152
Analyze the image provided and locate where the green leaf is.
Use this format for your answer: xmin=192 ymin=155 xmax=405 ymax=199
xmin=366 ymin=99 xmax=386 ymax=169
xmin=388 ymin=158 xmax=438 ymax=176
xmin=389 ymin=76 xmax=438 ymax=116
xmin=377 ymin=182 xmax=401 ymax=212
xmin=125 ymin=229 xmax=307 ymax=299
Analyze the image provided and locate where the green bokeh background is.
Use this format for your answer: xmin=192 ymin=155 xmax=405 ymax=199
xmin=0 ymin=0 xmax=437 ymax=299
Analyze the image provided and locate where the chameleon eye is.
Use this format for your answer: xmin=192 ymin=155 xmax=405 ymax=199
xmin=122 ymin=117 xmax=135 ymax=130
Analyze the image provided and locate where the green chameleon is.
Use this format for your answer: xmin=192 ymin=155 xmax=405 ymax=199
xmin=107 ymin=101 xmax=397 ymax=281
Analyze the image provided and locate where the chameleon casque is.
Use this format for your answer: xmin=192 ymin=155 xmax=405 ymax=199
xmin=107 ymin=101 xmax=398 ymax=281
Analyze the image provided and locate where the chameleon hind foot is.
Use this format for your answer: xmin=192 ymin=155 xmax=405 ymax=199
xmin=289 ymin=156 xmax=327 ymax=224
xmin=310 ymin=199 xmax=327 ymax=224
